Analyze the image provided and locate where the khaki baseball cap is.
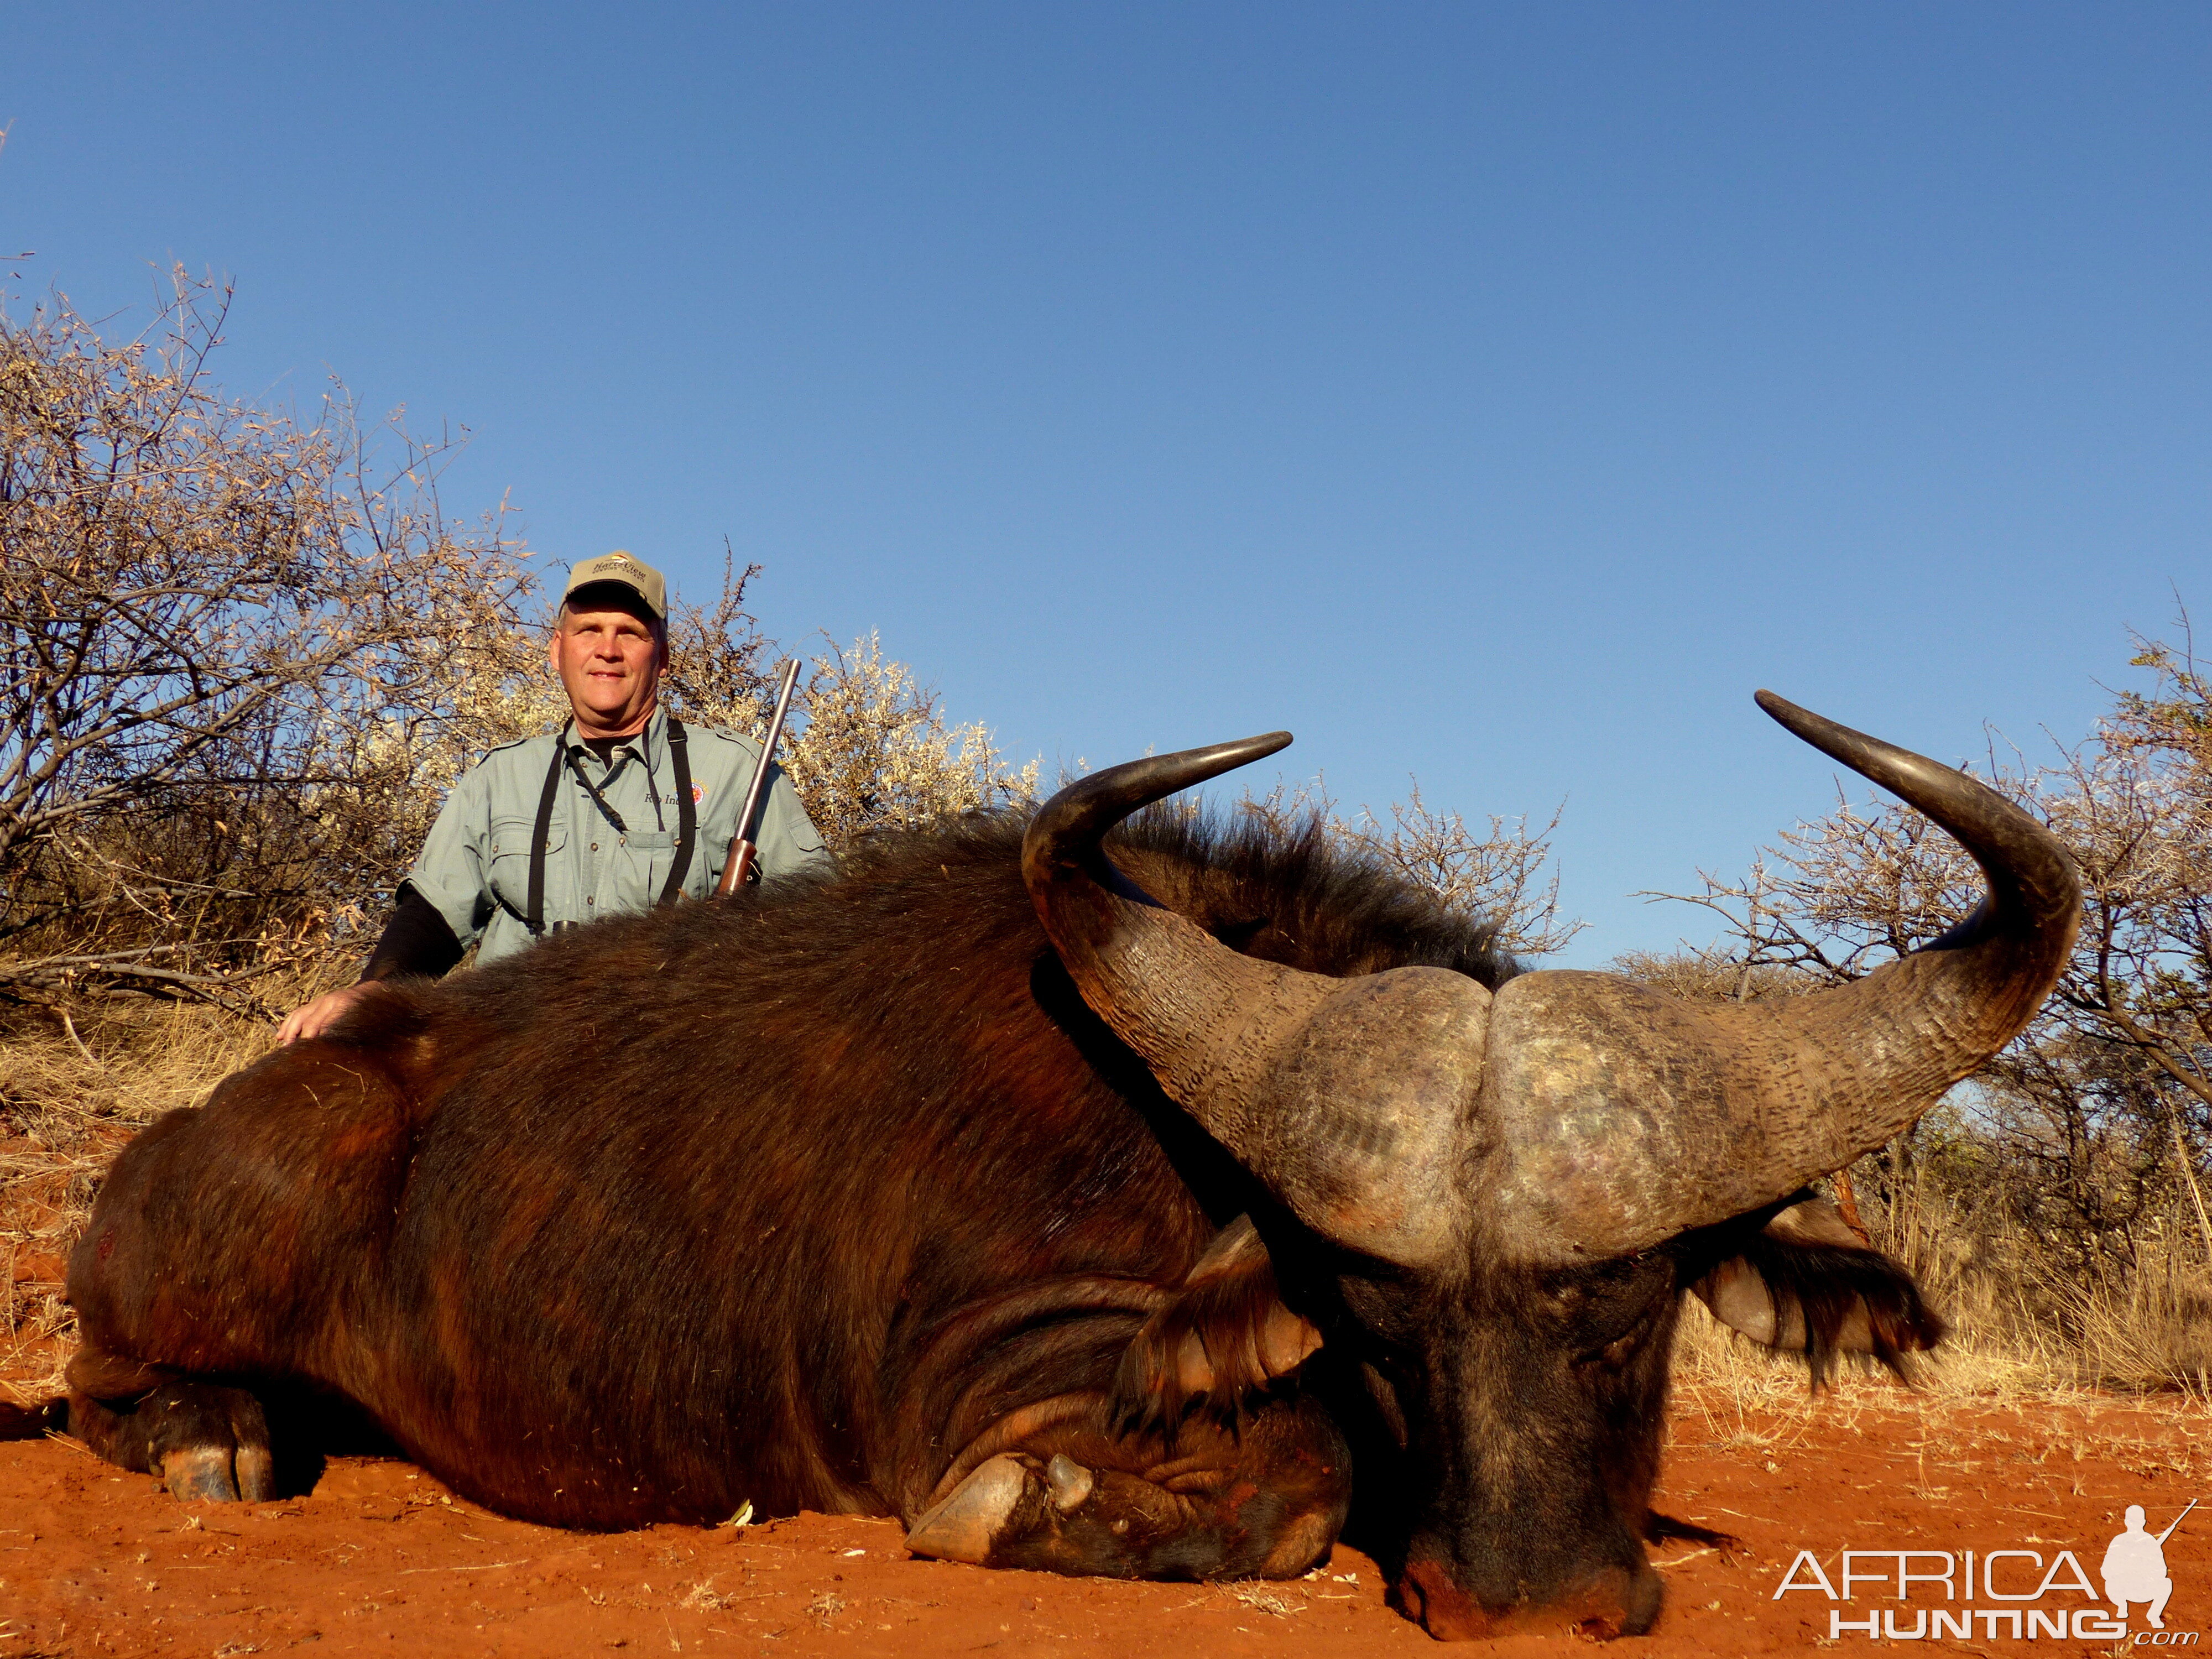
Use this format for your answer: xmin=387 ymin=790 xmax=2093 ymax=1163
xmin=561 ymin=550 xmax=667 ymax=619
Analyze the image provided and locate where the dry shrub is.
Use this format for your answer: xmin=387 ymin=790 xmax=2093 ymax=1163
xmin=1240 ymin=779 xmax=1580 ymax=963
xmin=0 ymin=270 xmax=534 ymax=1012
xmin=781 ymin=633 xmax=1040 ymax=846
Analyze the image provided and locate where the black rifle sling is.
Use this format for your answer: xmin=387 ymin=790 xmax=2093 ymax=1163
xmin=525 ymin=722 xmax=570 ymax=937
xmin=526 ymin=718 xmax=698 ymax=935
xmin=662 ymin=718 xmax=697 ymax=906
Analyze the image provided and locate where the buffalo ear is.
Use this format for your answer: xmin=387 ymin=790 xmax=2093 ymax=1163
xmin=1113 ymin=1214 xmax=1323 ymax=1439
xmin=1689 ymin=1198 xmax=1946 ymax=1385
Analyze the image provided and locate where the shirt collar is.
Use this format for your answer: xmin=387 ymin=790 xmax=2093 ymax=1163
xmin=564 ymin=704 xmax=666 ymax=766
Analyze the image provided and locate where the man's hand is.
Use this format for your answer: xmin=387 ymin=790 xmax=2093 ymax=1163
xmin=278 ymin=981 xmax=389 ymax=1046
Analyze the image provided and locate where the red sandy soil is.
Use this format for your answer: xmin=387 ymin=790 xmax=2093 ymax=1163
xmin=3 ymin=1384 xmax=2208 ymax=1659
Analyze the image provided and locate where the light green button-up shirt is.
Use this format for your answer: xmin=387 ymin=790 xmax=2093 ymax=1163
xmin=406 ymin=706 xmax=832 ymax=966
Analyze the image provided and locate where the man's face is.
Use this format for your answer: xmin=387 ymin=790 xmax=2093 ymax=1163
xmin=550 ymin=594 xmax=668 ymax=737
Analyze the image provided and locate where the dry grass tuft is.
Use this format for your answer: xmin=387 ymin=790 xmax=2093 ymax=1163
xmin=1227 ymin=1584 xmax=1301 ymax=1617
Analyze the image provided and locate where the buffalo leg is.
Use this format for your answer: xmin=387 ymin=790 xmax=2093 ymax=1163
xmin=65 ymin=1366 xmax=275 ymax=1503
xmin=906 ymin=1392 xmax=1348 ymax=1580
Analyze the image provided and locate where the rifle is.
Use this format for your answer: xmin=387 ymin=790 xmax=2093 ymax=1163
xmin=2157 ymin=1498 xmax=2198 ymax=1545
xmin=716 ymin=657 xmax=804 ymax=896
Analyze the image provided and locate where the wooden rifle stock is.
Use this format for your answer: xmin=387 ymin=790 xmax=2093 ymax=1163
xmin=716 ymin=657 xmax=804 ymax=896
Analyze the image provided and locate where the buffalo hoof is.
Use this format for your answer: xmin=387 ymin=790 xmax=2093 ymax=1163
xmin=158 ymin=1444 xmax=242 ymax=1503
xmin=909 ymin=1443 xmax=1338 ymax=1580
xmin=135 ymin=1383 xmax=275 ymax=1504
xmin=153 ymin=1434 xmax=275 ymax=1503
xmin=906 ymin=1453 xmax=1036 ymax=1564
xmin=1645 ymin=1510 xmax=1746 ymax=1560
xmin=1044 ymin=1453 xmax=1094 ymax=1512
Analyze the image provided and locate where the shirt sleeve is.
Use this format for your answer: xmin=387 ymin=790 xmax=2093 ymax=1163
xmin=755 ymin=764 xmax=836 ymax=881
xmin=405 ymin=762 xmax=500 ymax=948
xmin=359 ymin=883 xmax=466 ymax=982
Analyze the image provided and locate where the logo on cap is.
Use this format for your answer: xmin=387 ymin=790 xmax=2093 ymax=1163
xmin=561 ymin=550 xmax=668 ymax=618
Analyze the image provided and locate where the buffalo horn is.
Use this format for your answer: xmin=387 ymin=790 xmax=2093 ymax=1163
xmin=1478 ymin=691 xmax=2081 ymax=1261
xmin=1023 ymin=735 xmax=1485 ymax=1264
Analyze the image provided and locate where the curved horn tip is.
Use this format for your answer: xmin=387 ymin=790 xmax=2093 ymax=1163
xmin=1754 ymin=688 xmax=1828 ymax=742
xmin=1023 ymin=731 xmax=1295 ymax=877
xmin=1061 ymin=731 xmax=1294 ymax=816
xmin=1752 ymin=690 xmax=1919 ymax=784
xmin=1089 ymin=730 xmax=1296 ymax=806
xmin=1749 ymin=684 xmax=2080 ymax=934
xmin=1172 ymin=730 xmax=1297 ymax=773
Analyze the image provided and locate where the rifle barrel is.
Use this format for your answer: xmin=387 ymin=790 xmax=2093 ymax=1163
xmin=2157 ymin=1496 xmax=2198 ymax=1545
xmin=716 ymin=658 xmax=804 ymax=896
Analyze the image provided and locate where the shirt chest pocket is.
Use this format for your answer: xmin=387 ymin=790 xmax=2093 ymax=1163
xmin=609 ymin=828 xmax=682 ymax=906
xmin=488 ymin=816 xmax=567 ymax=917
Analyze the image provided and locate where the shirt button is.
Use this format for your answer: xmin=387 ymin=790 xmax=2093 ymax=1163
xmin=591 ymin=842 xmax=598 ymax=852
xmin=587 ymin=896 xmax=594 ymax=906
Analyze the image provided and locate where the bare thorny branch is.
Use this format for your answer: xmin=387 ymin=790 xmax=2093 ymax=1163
xmin=0 ymin=269 xmax=529 ymax=998
xmin=1239 ymin=776 xmax=1583 ymax=962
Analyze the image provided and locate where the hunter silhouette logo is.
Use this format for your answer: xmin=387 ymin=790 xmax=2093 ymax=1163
xmin=1776 ymin=1500 xmax=2200 ymax=1642
xmin=2106 ymin=1500 xmax=2193 ymax=1630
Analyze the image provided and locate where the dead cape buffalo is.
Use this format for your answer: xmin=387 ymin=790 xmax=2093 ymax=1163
xmin=12 ymin=692 xmax=2077 ymax=1640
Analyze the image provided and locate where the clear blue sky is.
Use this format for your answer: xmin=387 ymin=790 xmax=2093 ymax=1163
xmin=6 ymin=4 xmax=2204 ymax=964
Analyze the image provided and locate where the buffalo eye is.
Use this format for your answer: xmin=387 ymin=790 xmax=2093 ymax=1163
xmin=1554 ymin=1256 xmax=1672 ymax=1372
xmin=1578 ymin=1325 xmax=1644 ymax=1372
xmin=1573 ymin=1298 xmax=1663 ymax=1373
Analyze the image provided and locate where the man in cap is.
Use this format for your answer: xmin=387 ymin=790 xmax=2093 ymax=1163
xmin=279 ymin=551 xmax=832 ymax=1042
